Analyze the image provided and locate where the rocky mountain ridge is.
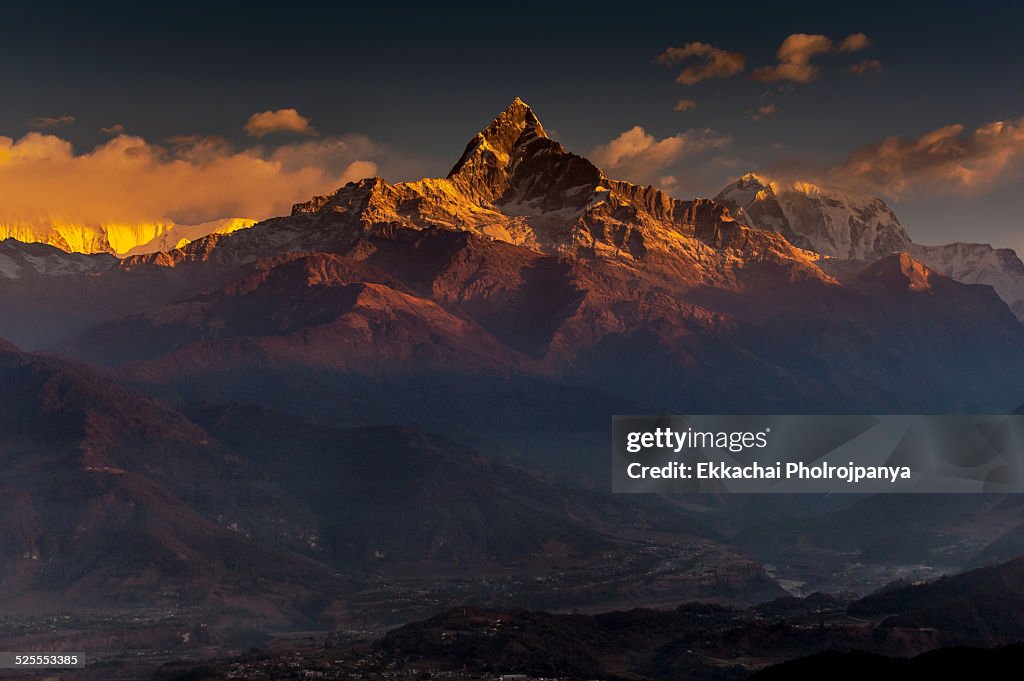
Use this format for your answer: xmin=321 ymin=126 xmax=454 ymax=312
xmin=7 ymin=100 xmax=1023 ymax=421
xmin=4 ymin=100 xmax=1022 ymax=334
xmin=0 ymin=239 xmax=116 ymax=278
xmin=126 ymin=99 xmax=824 ymax=288
xmin=909 ymin=241 xmax=1024 ymax=320
xmin=716 ymin=172 xmax=1024 ymax=321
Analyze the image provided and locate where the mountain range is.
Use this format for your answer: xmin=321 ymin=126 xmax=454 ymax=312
xmin=3 ymin=100 xmax=1021 ymax=417
xmin=715 ymin=172 xmax=1024 ymax=321
xmin=1 ymin=99 xmax=1023 ymax=656
xmin=0 ymin=337 xmax=788 ymax=629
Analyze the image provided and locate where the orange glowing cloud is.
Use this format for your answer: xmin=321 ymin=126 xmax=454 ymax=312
xmin=589 ymin=126 xmax=731 ymax=185
xmin=827 ymin=117 xmax=1024 ymax=196
xmin=837 ymin=33 xmax=871 ymax=52
xmin=0 ymin=128 xmax=385 ymax=253
xmin=752 ymin=33 xmax=872 ymax=83
xmin=244 ymin=108 xmax=317 ymax=138
xmin=656 ymin=42 xmax=745 ymax=85
xmin=751 ymin=34 xmax=834 ymax=83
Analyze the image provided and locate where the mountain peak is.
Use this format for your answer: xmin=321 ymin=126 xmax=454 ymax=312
xmin=738 ymin=171 xmax=770 ymax=188
xmin=859 ymin=252 xmax=935 ymax=292
xmin=445 ymin=98 xmax=576 ymax=206
xmin=448 ymin=98 xmax=548 ymax=181
xmin=145 ymin=98 xmax=821 ymax=265
xmin=489 ymin=97 xmax=548 ymax=144
xmin=715 ymin=173 xmax=911 ymax=260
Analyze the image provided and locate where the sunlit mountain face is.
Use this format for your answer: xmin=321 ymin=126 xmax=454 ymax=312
xmin=2 ymin=2 xmax=1024 ymax=678
xmin=0 ymin=217 xmax=255 ymax=255
xmin=3 ymin=98 xmax=1023 ymax=588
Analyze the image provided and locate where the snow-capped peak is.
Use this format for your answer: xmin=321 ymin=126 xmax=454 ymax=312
xmin=715 ymin=172 xmax=911 ymax=259
xmin=715 ymin=172 xmax=1024 ymax=322
xmin=738 ymin=171 xmax=769 ymax=188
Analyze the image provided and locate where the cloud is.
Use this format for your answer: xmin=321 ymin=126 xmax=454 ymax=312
xmin=845 ymin=58 xmax=883 ymax=75
xmin=750 ymin=103 xmax=777 ymax=120
xmin=101 ymin=124 xmax=126 ymax=135
xmin=656 ymin=42 xmax=745 ymax=85
xmin=0 ymin=129 xmax=392 ymax=235
xmin=826 ymin=117 xmax=1024 ymax=196
xmin=589 ymin=125 xmax=731 ymax=184
xmin=263 ymin=135 xmax=381 ymax=174
xmin=244 ymin=108 xmax=317 ymax=138
xmin=27 ymin=115 xmax=76 ymax=129
xmin=673 ymin=99 xmax=697 ymax=112
xmin=838 ymin=33 xmax=871 ymax=52
xmin=751 ymin=34 xmax=833 ymax=83
xmin=752 ymin=33 xmax=871 ymax=83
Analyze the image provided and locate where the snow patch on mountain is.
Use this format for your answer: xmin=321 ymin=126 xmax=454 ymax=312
xmin=717 ymin=172 xmax=1024 ymax=322
xmin=0 ymin=217 xmax=255 ymax=256
xmin=715 ymin=173 xmax=911 ymax=260
xmin=120 ymin=218 xmax=256 ymax=256
xmin=910 ymin=242 xmax=1024 ymax=321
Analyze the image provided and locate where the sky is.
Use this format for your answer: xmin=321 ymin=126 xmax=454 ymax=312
xmin=3 ymin=0 xmax=1024 ymax=250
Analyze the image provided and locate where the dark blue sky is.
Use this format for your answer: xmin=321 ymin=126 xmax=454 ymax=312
xmin=3 ymin=0 xmax=1024 ymax=248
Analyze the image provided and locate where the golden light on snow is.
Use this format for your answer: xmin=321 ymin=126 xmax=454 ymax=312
xmin=0 ymin=217 xmax=257 ymax=256
xmin=0 ymin=129 xmax=378 ymax=254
